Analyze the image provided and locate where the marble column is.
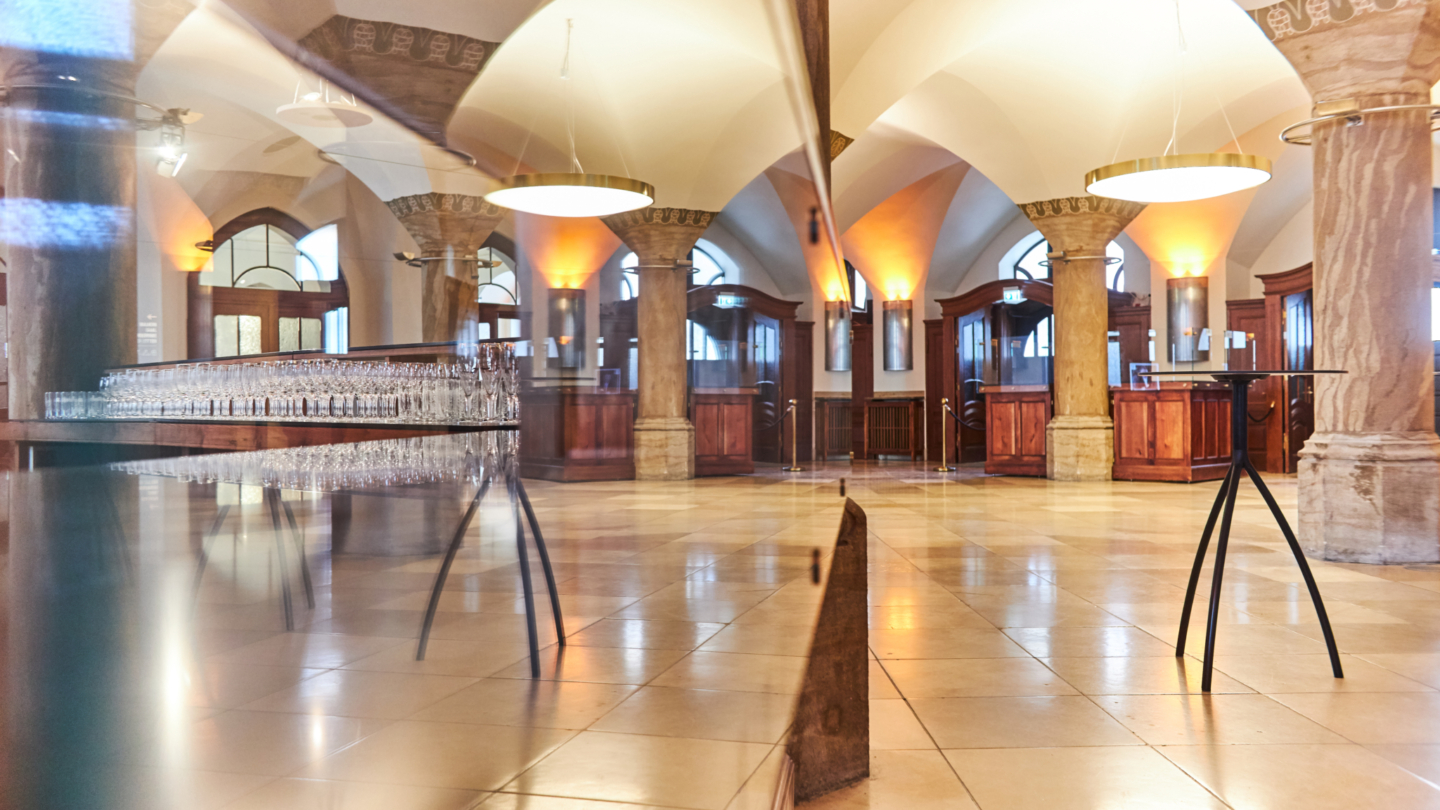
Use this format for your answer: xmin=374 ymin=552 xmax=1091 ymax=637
xmin=1019 ymin=196 xmax=1146 ymax=481
xmin=1250 ymin=0 xmax=1440 ymax=563
xmin=2 ymin=39 xmax=140 ymax=419
xmin=387 ymin=193 xmax=507 ymax=342
xmin=602 ymin=208 xmax=716 ymax=480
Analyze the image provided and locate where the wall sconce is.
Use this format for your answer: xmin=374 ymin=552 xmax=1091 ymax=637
xmin=883 ymin=299 xmax=913 ymax=371
xmin=547 ymin=288 xmax=586 ymax=370
xmin=824 ymin=300 xmax=851 ymax=371
xmin=1166 ymin=276 xmax=1209 ymax=364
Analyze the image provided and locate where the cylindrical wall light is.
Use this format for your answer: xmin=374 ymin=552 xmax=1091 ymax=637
xmin=1166 ymin=276 xmax=1209 ymax=364
xmin=883 ymin=299 xmax=913 ymax=371
xmin=547 ymin=288 xmax=586 ymax=370
xmin=824 ymin=300 xmax=852 ymax=371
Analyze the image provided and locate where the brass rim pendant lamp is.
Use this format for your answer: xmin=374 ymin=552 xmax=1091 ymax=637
xmin=485 ymin=173 xmax=653 ymax=218
xmin=484 ymin=19 xmax=653 ymax=218
xmin=1084 ymin=3 xmax=1271 ymax=204
xmin=1085 ymin=152 xmax=1271 ymax=204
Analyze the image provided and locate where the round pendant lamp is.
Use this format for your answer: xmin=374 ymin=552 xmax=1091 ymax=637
xmin=484 ymin=173 xmax=654 ymax=218
xmin=1085 ymin=153 xmax=1272 ymax=204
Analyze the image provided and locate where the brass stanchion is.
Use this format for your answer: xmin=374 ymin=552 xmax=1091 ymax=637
xmin=935 ymin=398 xmax=956 ymax=472
xmin=783 ymin=398 xmax=804 ymax=472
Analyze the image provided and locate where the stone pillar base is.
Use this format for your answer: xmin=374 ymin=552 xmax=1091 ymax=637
xmin=634 ymin=417 xmax=695 ymax=481
xmin=1299 ymin=431 xmax=1440 ymax=564
xmin=1046 ymin=415 xmax=1114 ymax=482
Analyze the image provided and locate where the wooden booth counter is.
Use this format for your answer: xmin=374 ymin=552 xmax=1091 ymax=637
xmin=981 ymin=385 xmax=1051 ymax=476
xmin=518 ymin=386 xmax=635 ymax=482
xmin=691 ymin=388 xmax=756 ymax=476
xmin=1111 ymin=381 xmax=1231 ymax=482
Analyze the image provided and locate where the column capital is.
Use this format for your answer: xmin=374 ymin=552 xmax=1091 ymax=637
xmin=1249 ymin=0 xmax=1440 ymax=99
xmin=602 ymin=207 xmax=717 ymax=262
xmin=386 ymin=192 xmax=507 ymax=255
xmin=1017 ymin=195 xmax=1146 ymax=252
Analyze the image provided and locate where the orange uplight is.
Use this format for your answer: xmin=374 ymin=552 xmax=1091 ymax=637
xmin=840 ymin=162 xmax=970 ymax=312
xmin=513 ymin=212 xmax=621 ymax=289
xmin=142 ymin=173 xmax=214 ymax=271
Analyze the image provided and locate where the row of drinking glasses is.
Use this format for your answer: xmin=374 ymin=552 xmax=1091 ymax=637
xmin=113 ymin=432 xmax=516 ymax=492
xmin=47 ymin=344 xmax=520 ymax=425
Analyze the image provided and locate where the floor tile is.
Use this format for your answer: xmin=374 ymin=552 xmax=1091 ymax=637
xmin=1271 ymin=692 xmax=1440 ymax=744
xmin=1043 ymin=656 xmax=1254 ymax=695
xmin=883 ymin=657 xmax=1077 ymax=698
xmin=302 ymin=721 xmax=575 ymax=790
xmin=802 ymin=750 xmax=977 ymax=810
xmin=1095 ymin=693 xmax=1348 ymax=745
xmin=589 ymin=686 xmax=794 ymax=743
xmin=503 ymin=730 xmax=771 ymax=810
xmin=241 ymin=669 xmax=476 ymax=719
xmin=413 ymin=678 xmax=637 ymax=729
xmin=649 ymin=651 xmax=808 ymax=694
xmin=223 ymin=778 xmax=485 ymax=810
xmin=908 ymin=696 xmax=1141 ymax=748
xmin=1159 ymin=744 xmax=1440 ymax=809
xmin=869 ymin=699 xmax=936 ymax=750
xmin=946 ymin=746 xmax=1225 ymax=810
xmin=188 ymin=711 xmax=379 ymax=776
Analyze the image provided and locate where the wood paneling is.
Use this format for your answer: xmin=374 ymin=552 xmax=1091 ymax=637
xmin=816 ymin=397 xmax=852 ymax=460
xmin=983 ymin=387 xmax=1050 ymax=476
xmin=691 ymin=390 xmax=755 ymax=476
xmin=862 ymin=398 xmax=921 ymax=460
xmin=1227 ymin=298 xmax=1273 ymax=467
xmin=1111 ymin=382 xmax=1230 ymax=482
xmin=923 ymin=318 xmax=944 ymax=463
xmin=519 ymin=388 xmax=635 ymax=482
xmin=1256 ymin=264 xmax=1314 ymax=473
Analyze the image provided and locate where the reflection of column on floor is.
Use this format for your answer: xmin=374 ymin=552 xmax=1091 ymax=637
xmin=602 ymin=208 xmax=717 ymax=481
xmin=1253 ymin=2 xmax=1440 ymax=563
xmin=387 ymin=194 xmax=507 ymax=342
xmin=1018 ymin=196 xmax=1145 ymax=482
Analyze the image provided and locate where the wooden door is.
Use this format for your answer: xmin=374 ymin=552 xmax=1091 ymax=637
xmin=1226 ymin=299 xmax=1273 ymax=468
xmin=850 ymin=311 xmax=873 ymax=460
xmin=956 ymin=312 xmax=988 ymax=462
xmin=1283 ymin=290 xmax=1314 ymax=471
xmin=751 ymin=314 xmax=782 ymax=463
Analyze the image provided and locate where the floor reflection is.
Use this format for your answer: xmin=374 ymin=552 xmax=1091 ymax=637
xmin=7 ymin=462 xmax=1440 ymax=809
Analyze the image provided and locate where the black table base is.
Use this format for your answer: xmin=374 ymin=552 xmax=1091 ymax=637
xmin=1169 ymin=372 xmax=1343 ymax=691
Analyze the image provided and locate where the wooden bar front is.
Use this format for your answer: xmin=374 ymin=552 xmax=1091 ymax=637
xmin=519 ymin=387 xmax=635 ymax=482
xmin=691 ymin=389 xmax=755 ymax=476
xmin=982 ymin=385 xmax=1050 ymax=476
xmin=1111 ymin=382 xmax=1231 ymax=482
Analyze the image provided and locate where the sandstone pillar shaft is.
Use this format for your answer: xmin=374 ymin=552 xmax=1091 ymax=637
xmin=1019 ymin=197 xmax=1145 ymax=481
xmin=2 ymin=37 xmax=141 ymax=419
xmin=603 ymin=208 xmax=716 ymax=480
xmin=387 ymin=193 xmax=506 ymax=342
xmin=1252 ymin=0 xmax=1440 ymax=562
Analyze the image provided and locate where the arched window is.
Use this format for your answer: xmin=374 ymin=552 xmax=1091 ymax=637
xmin=1011 ymin=235 xmax=1127 ymax=291
xmin=200 ymin=223 xmax=337 ymax=292
xmin=476 ymin=246 xmax=519 ymax=305
xmin=620 ymin=245 xmax=728 ymax=301
xmin=190 ymin=209 xmax=348 ymax=357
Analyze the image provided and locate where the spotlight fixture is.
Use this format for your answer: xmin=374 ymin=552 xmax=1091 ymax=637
xmin=195 ymin=240 xmax=215 ymax=252
xmin=155 ymin=110 xmax=189 ymax=177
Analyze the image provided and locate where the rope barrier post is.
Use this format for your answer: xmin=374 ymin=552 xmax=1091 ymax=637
xmin=783 ymin=398 xmax=804 ymax=472
xmin=935 ymin=398 xmax=956 ymax=472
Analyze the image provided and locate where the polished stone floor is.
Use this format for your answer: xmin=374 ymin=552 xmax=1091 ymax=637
xmin=11 ymin=461 xmax=1440 ymax=809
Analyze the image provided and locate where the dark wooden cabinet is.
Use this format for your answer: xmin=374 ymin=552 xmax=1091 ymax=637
xmin=1111 ymin=382 xmax=1231 ymax=482
xmin=519 ymin=387 xmax=635 ymax=481
xmin=691 ymin=390 xmax=755 ymax=475
xmin=983 ymin=385 xmax=1050 ymax=476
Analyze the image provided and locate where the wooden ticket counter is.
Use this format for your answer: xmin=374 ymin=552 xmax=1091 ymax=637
xmin=518 ymin=386 xmax=636 ymax=482
xmin=1110 ymin=381 xmax=1231 ymax=482
xmin=691 ymin=388 xmax=757 ymax=475
xmin=980 ymin=385 xmax=1051 ymax=476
